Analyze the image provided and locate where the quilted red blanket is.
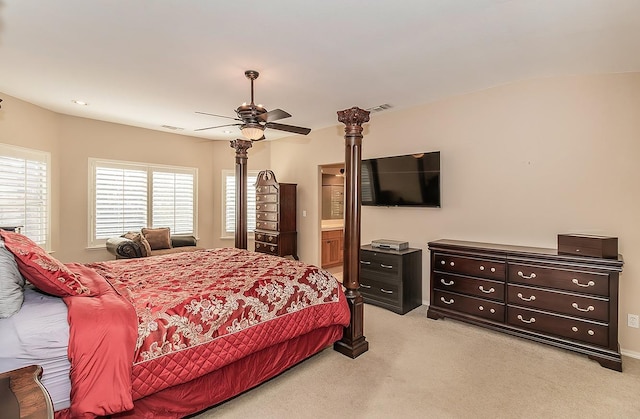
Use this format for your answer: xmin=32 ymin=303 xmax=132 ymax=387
xmin=59 ymin=248 xmax=350 ymax=418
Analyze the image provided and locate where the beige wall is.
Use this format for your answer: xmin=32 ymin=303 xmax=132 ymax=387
xmin=2 ymin=72 xmax=640 ymax=355
xmin=270 ymin=73 xmax=640 ymax=355
xmin=0 ymin=94 xmax=271 ymax=262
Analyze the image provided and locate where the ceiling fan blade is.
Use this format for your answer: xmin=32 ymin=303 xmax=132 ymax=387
xmin=257 ymin=108 xmax=292 ymax=122
xmin=195 ymin=123 xmax=241 ymax=132
xmin=265 ymin=122 xmax=311 ymax=135
xmin=195 ymin=111 xmax=241 ymax=121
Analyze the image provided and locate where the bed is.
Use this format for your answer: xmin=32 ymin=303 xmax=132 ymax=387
xmin=0 ymin=106 xmax=371 ymax=418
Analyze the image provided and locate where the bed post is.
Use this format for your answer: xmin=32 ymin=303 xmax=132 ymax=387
xmin=334 ymin=106 xmax=370 ymax=358
xmin=230 ymin=139 xmax=253 ymax=249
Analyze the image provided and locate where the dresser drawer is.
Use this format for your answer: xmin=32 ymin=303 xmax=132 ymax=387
xmin=433 ymin=253 xmax=505 ymax=281
xmin=508 ymin=263 xmax=609 ymax=296
xmin=434 ymin=272 xmax=504 ymax=301
xmin=256 ymin=221 xmax=278 ymax=231
xmin=360 ymin=277 xmax=401 ymax=306
xmin=255 ymin=232 xmax=278 ymax=245
xmin=433 ymin=290 xmax=504 ymax=322
xmin=255 ymin=194 xmax=278 ymax=203
xmin=256 ymin=185 xmax=278 ymax=194
xmin=360 ymin=251 xmax=400 ymax=278
xmin=255 ymin=241 xmax=279 ymax=255
xmin=507 ymin=284 xmax=608 ymax=322
xmin=255 ymin=202 xmax=277 ymax=212
xmin=507 ymin=306 xmax=608 ymax=347
xmin=256 ymin=212 xmax=278 ymax=222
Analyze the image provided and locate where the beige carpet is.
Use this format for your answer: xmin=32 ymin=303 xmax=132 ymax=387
xmin=193 ymin=304 xmax=640 ymax=418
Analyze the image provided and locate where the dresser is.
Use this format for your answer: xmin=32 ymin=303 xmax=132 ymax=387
xmin=427 ymin=239 xmax=624 ymax=371
xmin=254 ymin=170 xmax=297 ymax=259
xmin=359 ymin=245 xmax=422 ymax=314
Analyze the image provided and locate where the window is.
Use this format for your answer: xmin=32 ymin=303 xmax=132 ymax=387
xmin=222 ymin=170 xmax=257 ymax=238
xmin=90 ymin=159 xmax=197 ymax=246
xmin=0 ymin=143 xmax=51 ymax=249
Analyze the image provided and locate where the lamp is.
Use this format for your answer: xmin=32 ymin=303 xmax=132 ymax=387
xmin=241 ymin=123 xmax=264 ymax=140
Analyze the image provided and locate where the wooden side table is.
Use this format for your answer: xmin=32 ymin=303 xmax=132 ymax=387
xmin=0 ymin=365 xmax=54 ymax=419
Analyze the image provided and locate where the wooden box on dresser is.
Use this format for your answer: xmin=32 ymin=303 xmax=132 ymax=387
xmin=427 ymin=239 xmax=624 ymax=371
xmin=359 ymin=245 xmax=422 ymax=315
xmin=254 ymin=172 xmax=297 ymax=259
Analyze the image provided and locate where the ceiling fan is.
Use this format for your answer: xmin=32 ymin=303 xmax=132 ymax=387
xmin=195 ymin=70 xmax=311 ymax=141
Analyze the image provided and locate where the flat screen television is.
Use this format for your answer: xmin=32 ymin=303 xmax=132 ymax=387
xmin=361 ymin=151 xmax=440 ymax=207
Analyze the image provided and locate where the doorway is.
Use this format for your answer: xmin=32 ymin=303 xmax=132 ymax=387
xmin=319 ymin=163 xmax=345 ymax=282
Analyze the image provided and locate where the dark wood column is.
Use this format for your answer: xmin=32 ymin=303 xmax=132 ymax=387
xmin=334 ymin=106 xmax=370 ymax=358
xmin=230 ymin=139 xmax=252 ymax=249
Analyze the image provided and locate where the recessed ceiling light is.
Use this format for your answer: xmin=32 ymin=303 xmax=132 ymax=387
xmin=72 ymin=100 xmax=88 ymax=106
xmin=223 ymin=130 xmax=233 ymax=134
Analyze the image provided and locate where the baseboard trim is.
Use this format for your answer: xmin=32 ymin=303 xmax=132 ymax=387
xmin=421 ymin=299 xmax=640 ymax=360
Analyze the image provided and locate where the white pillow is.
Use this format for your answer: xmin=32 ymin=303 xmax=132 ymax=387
xmin=0 ymin=237 xmax=25 ymax=317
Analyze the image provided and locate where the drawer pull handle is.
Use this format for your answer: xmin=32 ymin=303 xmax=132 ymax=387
xmin=440 ymin=279 xmax=455 ymax=286
xmin=360 ymin=261 xmax=371 ymax=265
xmin=588 ymin=330 xmax=595 ymax=336
xmin=572 ymin=303 xmax=595 ymax=312
xmin=479 ymin=305 xmax=484 ymax=310
xmin=441 ymin=260 xmax=445 ymax=265
xmin=479 ymin=286 xmax=495 ymax=294
xmin=440 ymin=297 xmax=454 ymax=305
xmin=517 ymin=314 xmax=536 ymax=324
xmin=380 ymin=288 xmax=394 ymax=294
xmin=480 ymin=266 xmax=485 ymax=271
xmin=491 ymin=267 xmax=496 ymax=273
xmin=490 ymin=308 xmax=496 ymax=313
xmin=572 ymin=326 xmax=578 ymax=332
xmin=517 ymin=292 xmax=536 ymax=302
xmin=572 ymin=279 xmax=595 ymax=288
xmin=517 ymin=271 xmax=537 ymax=280
xmin=380 ymin=264 xmax=393 ymax=269
xmin=450 ymin=262 xmax=455 ymax=267
xmin=360 ymin=283 xmax=371 ymax=289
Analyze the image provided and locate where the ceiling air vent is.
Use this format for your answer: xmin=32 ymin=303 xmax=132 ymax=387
xmin=366 ymin=103 xmax=393 ymax=113
xmin=161 ymin=125 xmax=184 ymax=131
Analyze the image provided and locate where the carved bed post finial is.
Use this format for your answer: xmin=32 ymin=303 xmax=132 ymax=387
xmin=334 ymin=106 xmax=370 ymax=358
xmin=230 ymin=139 xmax=253 ymax=249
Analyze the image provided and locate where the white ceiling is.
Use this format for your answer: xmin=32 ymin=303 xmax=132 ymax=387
xmin=1 ymin=0 xmax=639 ymax=141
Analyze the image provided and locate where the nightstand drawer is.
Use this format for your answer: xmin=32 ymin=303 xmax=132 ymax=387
xmin=434 ymin=253 xmax=505 ymax=281
xmin=360 ymin=278 xmax=400 ymax=306
xmin=360 ymin=251 xmax=400 ymax=277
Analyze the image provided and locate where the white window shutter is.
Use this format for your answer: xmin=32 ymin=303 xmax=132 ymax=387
xmin=0 ymin=145 xmax=50 ymax=248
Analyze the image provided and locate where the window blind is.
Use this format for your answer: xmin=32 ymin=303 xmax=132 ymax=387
xmin=0 ymin=144 xmax=50 ymax=248
xmin=95 ymin=166 xmax=148 ymax=239
xmin=152 ymin=171 xmax=194 ymax=234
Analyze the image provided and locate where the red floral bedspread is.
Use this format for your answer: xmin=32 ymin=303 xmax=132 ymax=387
xmin=83 ymin=248 xmax=349 ymax=403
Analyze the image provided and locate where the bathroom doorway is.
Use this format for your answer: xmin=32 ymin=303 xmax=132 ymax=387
xmin=319 ymin=163 xmax=344 ymax=282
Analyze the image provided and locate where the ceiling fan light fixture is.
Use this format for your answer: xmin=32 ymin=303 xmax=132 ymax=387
xmin=241 ymin=123 xmax=264 ymax=140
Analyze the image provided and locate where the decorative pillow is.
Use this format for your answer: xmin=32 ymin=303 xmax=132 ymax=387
xmin=0 ymin=238 xmax=25 ymax=318
xmin=141 ymin=227 xmax=172 ymax=250
xmin=0 ymin=230 xmax=90 ymax=297
xmin=123 ymin=232 xmax=149 ymax=257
